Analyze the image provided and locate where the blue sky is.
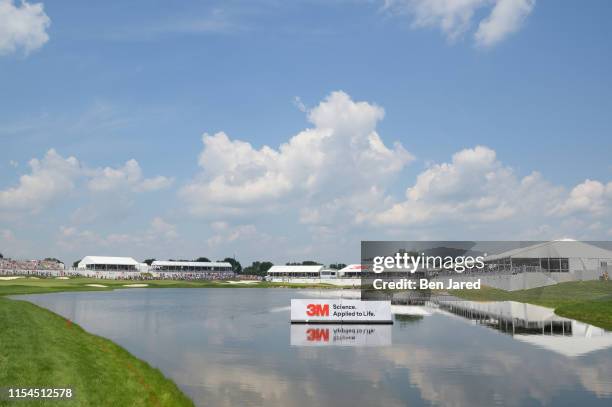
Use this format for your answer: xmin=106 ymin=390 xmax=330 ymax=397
xmin=1 ymin=0 xmax=611 ymax=265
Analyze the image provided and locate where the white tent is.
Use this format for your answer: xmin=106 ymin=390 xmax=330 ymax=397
xmin=78 ymin=256 xmax=139 ymax=271
xmin=487 ymin=240 xmax=612 ymax=261
xmin=151 ymin=261 xmax=232 ymax=271
xmin=267 ymin=265 xmax=323 ymax=278
xmin=338 ymin=264 xmax=366 ymax=277
xmin=485 ymin=240 xmax=612 ymax=274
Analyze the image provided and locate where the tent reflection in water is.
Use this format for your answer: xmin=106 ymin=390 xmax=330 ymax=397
xmin=437 ymin=299 xmax=612 ymax=357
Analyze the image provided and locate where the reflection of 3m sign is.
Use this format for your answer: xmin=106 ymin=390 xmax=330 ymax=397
xmin=306 ymin=328 xmax=329 ymax=342
xmin=306 ymin=304 xmax=329 ymax=317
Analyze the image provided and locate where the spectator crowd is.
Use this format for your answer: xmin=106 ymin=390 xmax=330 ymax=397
xmin=0 ymin=258 xmax=65 ymax=277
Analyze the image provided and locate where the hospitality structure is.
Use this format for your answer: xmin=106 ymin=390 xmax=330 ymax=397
xmin=484 ymin=240 xmax=612 ymax=276
xmin=77 ymin=256 xmax=144 ymax=271
xmin=150 ymin=260 xmax=232 ymax=273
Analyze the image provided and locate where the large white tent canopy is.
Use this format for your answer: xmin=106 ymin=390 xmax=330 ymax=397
xmin=78 ymin=256 xmax=139 ymax=267
xmin=267 ymin=265 xmax=324 ymax=274
xmin=487 ymin=241 xmax=612 ymax=261
xmin=267 ymin=265 xmax=324 ymax=278
xmin=77 ymin=256 xmax=140 ymax=271
xmin=152 ymin=261 xmax=231 ymax=268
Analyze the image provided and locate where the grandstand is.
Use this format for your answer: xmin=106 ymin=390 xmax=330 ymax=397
xmin=0 ymin=258 xmax=65 ymax=277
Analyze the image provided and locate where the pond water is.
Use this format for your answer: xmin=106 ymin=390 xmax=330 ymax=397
xmin=17 ymin=288 xmax=612 ymax=407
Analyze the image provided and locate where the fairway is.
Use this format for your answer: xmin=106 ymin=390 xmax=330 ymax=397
xmin=0 ymin=277 xmax=335 ymax=296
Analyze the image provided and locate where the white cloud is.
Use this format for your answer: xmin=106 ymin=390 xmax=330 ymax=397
xmin=371 ymin=145 xmax=564 ymax=226
xmin=1 ymin=228 xmax=14 ymax=241
xmin=207 ymin=224 xmax=259 ymax=247
xmin=88 ymin=159 xmax=173 ymax=193
xmin=0 ymin=150 xmax=172 ymax=222
xmin=179 ymin=92 xmax=612 ymax=251
xmin=385 ymin=0 xmax=486 ymax=41
xmin=5 ymin=93 xmax=612 ymax=263
xmin=365 ymin=145 xmax=611 ymax=242
xmin=0 ymin=0 xmax=50 ymax=56
xmin=0 ymin=227 xmax=26 ymax=258
xmin=475 ymin=0 xmax=535 ymax=47
xmin=0 ymin=149 xmax=80 ymax=213
xmin=150 ymin=217 xmax=178 ymax=240
xmin=138 ymin=176 xmax=174 ymax=192
xmin=383 ymin=0 xmax=535 ymax=46
xmin=293 ymin=96 xmax=307 ymax=113
xmin=58 ymin=217 xmax=179 ymax=253
xmin=551 ymin=179 xmax=612 ymax=217
xmin=180 ymin=91 xmax=413 ymax=216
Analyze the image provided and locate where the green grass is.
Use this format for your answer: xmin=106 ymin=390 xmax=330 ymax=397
xmin=452 ymin=280 xmax=612 ymax=330
xmin=0 ymin=277 xmax=336 ymax=296
xmin=0 ymin=296 xmax=193 ymax=407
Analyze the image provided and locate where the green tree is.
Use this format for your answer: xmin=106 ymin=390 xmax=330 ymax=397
xmin=72 ymin=259 xmax=81 ymax=268
xmin=222 ymin=257 xmax=242 ymax=274
xmin=194 ymin=257 xmax=210 ymax=262
xmin=44 ymin=257 xmax=62 ymax=264
xmin=329 ymin=263 xmax=347 ymax=270
xmin=243 ymin=261 xmax=273 ymax=276
xmin=143 ymin=259 xmax=156 ymax=266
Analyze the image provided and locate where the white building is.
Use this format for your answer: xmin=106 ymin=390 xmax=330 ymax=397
xmin=77 ymin=256 xmax=140 ymax=271
xmin=150 ymin=260 xmax=232 ymax=273
xmin=338 ymin=264 xmax=367 ymax=278
xmin=485 ymin=240 xmax=612 ymax=275
xmin=267 ymin=265 xmax=324 ymax=279
xmin=266 ymin=264 xmax=363 ymax=286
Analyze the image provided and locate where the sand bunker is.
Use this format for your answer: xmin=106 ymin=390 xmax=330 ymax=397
xmin=56 ymin=276 xmax=70 ymax=280
xmin=85 ymin=284 xmax=108 ymax=288
xmin=0 ymin=276 xmax=22 ymax=280
xmin=123 ymin=284 xmax=148 ymax=287
xmin=226 ymin=280 xmax=259 ymax=284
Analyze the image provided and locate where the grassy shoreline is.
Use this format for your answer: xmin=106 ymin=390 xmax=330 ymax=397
xmin=451 ymin=281 xmax=612 ymax=330
xmin=0 ymin=296 xmax=193 ymax=407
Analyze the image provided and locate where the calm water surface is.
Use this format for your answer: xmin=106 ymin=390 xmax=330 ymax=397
xmin=17 ymin=288 xmax=612 ymax=407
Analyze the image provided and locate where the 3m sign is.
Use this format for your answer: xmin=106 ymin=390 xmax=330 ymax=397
xmin=290 ymin=299 xmax=392 ymax=324
xmin=306 ymin=303 xmax=329 ymax=317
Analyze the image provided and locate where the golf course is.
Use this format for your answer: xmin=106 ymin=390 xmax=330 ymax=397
xmin=1 ymin=277 xmax=611 ymax=406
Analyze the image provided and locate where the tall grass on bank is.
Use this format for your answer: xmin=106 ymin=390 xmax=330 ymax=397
xmin=0 ymin=297 xmax=194 ymax=407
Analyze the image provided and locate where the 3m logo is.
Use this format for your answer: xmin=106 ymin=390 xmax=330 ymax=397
xmin=306 ymin=303 xmax=329 ymax=317
xmin=306 ymin=328 xmax=329 ymax=342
